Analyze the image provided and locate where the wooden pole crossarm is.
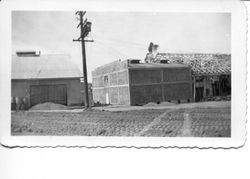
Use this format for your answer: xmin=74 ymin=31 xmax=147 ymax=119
xmin=84 ymin=40 xmax=94 ymax=42
xmin=73 ymin=39 xmax=82 ymax=42
xmin=73 ymin=36 xmax=83 ymax=42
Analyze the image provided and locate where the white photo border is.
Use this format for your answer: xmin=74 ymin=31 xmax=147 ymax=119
xmin=0 ymin=0 xmax=247 ymax=148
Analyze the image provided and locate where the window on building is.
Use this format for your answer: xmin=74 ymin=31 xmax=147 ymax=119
xmin=104 ymin=75 xmax=109 ymax=86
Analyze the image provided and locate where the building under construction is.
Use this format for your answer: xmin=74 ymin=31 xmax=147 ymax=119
xmin=92 ymin=59 xmax=193 ymax=105
xmin=92 ymin=53 xmax=231 ymax=105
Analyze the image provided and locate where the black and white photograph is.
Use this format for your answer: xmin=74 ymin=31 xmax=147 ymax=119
xmin=0 ymin=1 xmax=249 ymax=179
xmin=10 ymin=11 xmax=232 ymax=137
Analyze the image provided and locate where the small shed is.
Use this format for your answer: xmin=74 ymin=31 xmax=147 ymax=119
xmin=11 ymin=52 xmax=86 ymax=109
xmin=92 ymin=60 xmax=193 ymax=105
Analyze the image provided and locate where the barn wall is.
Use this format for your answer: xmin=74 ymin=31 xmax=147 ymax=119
xmin=11 ymin=80 xmax=31 ymax=108
xmin=66 ymin=78 xmax=85 ymax=105
xmin=11 ymin=78 xmax=85 ymax=108
xmin=129 ymin=67 xmax=193 ymax=105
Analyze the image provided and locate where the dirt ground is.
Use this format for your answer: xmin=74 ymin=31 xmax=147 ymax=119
xmin=11 ymin=101 xmax=231 ymax=137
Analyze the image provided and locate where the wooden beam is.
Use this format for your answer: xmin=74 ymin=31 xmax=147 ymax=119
xmin=161 ymin=69 xmax=165 ymax=102
xmin=193 ymin=76 xmax=196 ymax=102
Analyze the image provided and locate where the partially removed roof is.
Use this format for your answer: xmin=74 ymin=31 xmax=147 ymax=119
xmin=152 ymin=53 xmax=231 ymax=75
xmin=12 ymin=54 xmax=82 ymax=79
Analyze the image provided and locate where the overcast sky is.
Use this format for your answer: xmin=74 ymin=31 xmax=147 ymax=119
xmin=12 ymin=11 xmax=230 ymax=81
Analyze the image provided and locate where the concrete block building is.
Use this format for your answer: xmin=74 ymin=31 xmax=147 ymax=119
xmin=92 ymin=60 xmax=193 ymax=105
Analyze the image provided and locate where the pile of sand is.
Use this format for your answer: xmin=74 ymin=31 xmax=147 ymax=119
xmin=144 ymin=102 xmax=176 ymax=107
xmin=29 ymin=102 xmax=68 ymax=111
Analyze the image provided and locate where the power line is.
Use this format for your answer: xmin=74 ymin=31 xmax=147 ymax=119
xmin=92 ymin=33 xmax=147 ymax=48
xmin=95 ymin=40 xmax=131 ymax=58
xmin=95 ymin=39 xmax=147 ymax=50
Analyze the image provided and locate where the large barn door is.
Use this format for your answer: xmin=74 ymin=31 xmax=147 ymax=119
xmin=30 ymin=84 xmax=67 ymax=106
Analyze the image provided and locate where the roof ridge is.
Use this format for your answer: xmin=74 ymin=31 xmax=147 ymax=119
xmin=12 ymin=53 xmax=71 ymax=57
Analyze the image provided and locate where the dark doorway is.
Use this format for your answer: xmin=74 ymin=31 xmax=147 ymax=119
xmin=212 ymin=81 xmax=220 ymax=96
xmin=195 ymin=87 xmax=204 ymax=102
xmin=219 ymin=75 xmax=231 ymax=95
xmin=30 ymin=84 xmax=67 ymax=106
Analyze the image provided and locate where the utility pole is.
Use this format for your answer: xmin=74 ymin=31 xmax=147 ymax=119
xmin=73 ymin=11 xmax=94 ymax=109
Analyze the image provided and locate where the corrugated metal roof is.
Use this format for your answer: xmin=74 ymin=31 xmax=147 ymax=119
xmin=12 ymin=54 xmax=82 ymax=79
xmin=145 ymin=53 xmax=231 ymax=75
